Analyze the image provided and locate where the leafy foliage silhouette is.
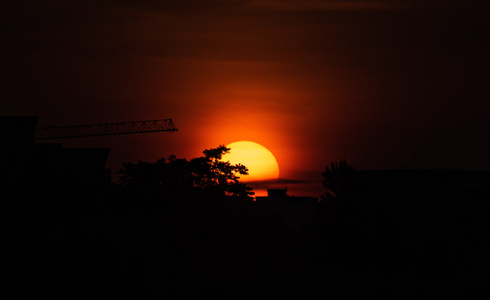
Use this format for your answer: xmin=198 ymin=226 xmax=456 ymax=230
xmin=118 ymin=145 xmax=254 ymax=200
xmin=321 ymin=158 xmax=357 ymax=203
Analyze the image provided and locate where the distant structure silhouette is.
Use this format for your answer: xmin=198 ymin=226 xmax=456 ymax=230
xmin=1 ymin=116 xmax=38 ymax=181
xmin=357 ymin=169 xmax=490 ymax=214
xmin=352 ymin=169 xmax=490 ymax=243
xmin=1 ymin=116 xmax=178 ymax=185
xmin=255 ymin=188 xmax=318 ymax=231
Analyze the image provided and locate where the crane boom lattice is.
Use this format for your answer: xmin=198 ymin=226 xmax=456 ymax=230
xmin=34 ymin=119 xmax=178 ymax=140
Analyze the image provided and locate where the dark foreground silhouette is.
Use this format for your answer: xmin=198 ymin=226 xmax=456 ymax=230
xmin=5 ymin=147 xmax=489 ymax=298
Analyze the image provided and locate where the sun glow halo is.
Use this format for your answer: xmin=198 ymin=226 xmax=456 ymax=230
xmin=222 ymin=141 xmax=279 ymax=182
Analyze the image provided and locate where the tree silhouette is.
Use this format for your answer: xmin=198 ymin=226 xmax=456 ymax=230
xmin=320 ymin=158 xmax=364 ymax=242
xmin=321 ymin=158 xmax=357 ymax=204
xmin=118 ymin=145 xmax=254 ymax=200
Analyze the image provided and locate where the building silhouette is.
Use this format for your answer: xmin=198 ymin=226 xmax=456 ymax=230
xmin=255 ymin=188 xmax=318 ymax=231
xmin=356 ymin=169 xmax=490 ymax=242
xmin=357 ymin=169 xmax=490 ymax=215
xmin=1 ymin=116 xmax=110 ymax=188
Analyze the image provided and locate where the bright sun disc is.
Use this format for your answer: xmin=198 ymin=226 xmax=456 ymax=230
xmin=222 ymin=141 xmax=279 ymax=182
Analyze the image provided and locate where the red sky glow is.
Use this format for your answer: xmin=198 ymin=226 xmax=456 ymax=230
xmin=2 ymin=0 xmax=489 ymax=197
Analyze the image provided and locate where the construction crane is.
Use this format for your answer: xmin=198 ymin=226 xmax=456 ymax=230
xmin=34 ymin=118 xmax=178 ymax=140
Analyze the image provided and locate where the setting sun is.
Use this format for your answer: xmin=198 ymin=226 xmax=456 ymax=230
xmin=222 ymin=141 xmax=280 ymax=182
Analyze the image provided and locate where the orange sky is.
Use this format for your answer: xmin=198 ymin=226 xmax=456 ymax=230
xmin=2 ymin=0 xmax=489 ymax=197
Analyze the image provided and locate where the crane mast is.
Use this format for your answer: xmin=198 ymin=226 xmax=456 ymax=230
xmin=34 ymin=119 xmax=178 ymax=140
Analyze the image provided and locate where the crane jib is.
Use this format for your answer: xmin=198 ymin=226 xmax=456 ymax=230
xmin=34 ymin=119 xmax=178 ymax=140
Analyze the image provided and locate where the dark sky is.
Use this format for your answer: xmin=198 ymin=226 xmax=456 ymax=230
xmin=2 ymin=0 xmax=489 ymax=196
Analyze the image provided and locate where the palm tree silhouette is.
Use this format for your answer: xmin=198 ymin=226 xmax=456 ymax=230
xmin=321 ymin=158 xmax=357 ymax=204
